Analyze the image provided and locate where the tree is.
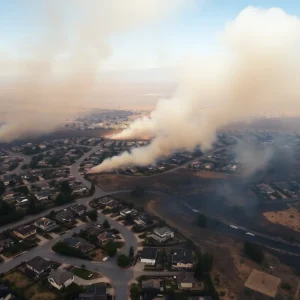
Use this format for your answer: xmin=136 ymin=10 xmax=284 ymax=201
xmin=90 ymin=183 xmax=95 ymax=195
xmin=196 ymin=213 xmax=207 ymax=228
xmin=244 ymin=242 xmax=264 ymax=263
xmin=55 ymin=192 xmax=73 ymax=205
xmin=117 ymin=254 xmax=131 ymax=267
xmin=106 ymin=241 xmax=117 ymax=257
xmin=27 ymin=197 xmax=37 ymax=214
xmin=55 ymin=192 xmax=66 ymax=205
xmin=102 ymin=219 xmax=110 ymax=229
xmin=129 ymin=246 xmax=134 ymax=258
xmin=0 ymin=181 xmax=5 ymax=195
xmin=130 ymin=284 xmax=140 ymax=300
xmin=128 ymin=202 xmax=134 ymax=209
xmin=201 ymin=253 xmax=214 ymax=272
xmin=52 ymin=241 xmax=86 ymax=259
xmin=194 ymin=262 xmax=203 ymax=278
xmin=87 ymin=210 xmax=98 ymax=221
xmin=60 ymin=181 xmax=72 ymax=194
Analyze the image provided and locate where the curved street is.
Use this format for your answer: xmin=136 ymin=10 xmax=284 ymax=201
xmin=2 ymin=142 xmax=300 ymax=298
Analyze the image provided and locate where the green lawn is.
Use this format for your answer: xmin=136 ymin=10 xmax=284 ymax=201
xmin=72 ymin=267 xmax=97 ymax=280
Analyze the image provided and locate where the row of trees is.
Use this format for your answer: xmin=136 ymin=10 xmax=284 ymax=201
xmin=194 ymin=252 xmax=214 ymax=278
xmin=244 ymin=241 xmax=264 ymax=263
xmin=52 ymin=241 xmax=87 ymax=259
xmin=117 ymin=246 xmax=134 ymax=268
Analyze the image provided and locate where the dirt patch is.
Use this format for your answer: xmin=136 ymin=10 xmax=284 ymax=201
xmin=146 ymin=197 xmax=299 ymax=300
xmin=25 ymin=283 xmax=57 ymax=300
xmin=245 ymin=269 xmax=281 ymax=298
xmin=264 ymin=208 xmax=300 ymax=232
xmin=91 ymin=249 xmax=106 ymax=261
xmin=4 ymin=270 xmax=33 ymax=288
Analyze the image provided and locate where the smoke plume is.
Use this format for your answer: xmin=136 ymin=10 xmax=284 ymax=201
xmin=92 ymin=7 xmax=300 ymax=172
xmin=0 ymin=0 xmax=190 ymax=142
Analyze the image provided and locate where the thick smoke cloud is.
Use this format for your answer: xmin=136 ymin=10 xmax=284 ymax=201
xmin=92 ymin=7 xmax=300 ymax=172
xmin=0 ymin=0 xmax=190 ymax=142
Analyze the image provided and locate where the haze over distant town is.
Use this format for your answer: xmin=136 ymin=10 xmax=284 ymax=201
xmin=2 ymin=1 xmax=300 ymax=300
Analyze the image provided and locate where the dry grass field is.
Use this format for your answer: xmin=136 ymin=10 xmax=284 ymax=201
xmin=263 ymin=208 xmax=300 ymax=232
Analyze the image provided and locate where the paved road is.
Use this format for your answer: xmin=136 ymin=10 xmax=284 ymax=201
xmin=0 ymin=143 xmax=140 ymax=300
xmin=4 ymin=142 xmax=300 ymax=298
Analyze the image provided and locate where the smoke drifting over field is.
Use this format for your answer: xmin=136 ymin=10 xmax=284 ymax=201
xmin=92 ymin=7 xmax=300 ymax=173
xmin=0 ymin=0 xmax=190 ymax=142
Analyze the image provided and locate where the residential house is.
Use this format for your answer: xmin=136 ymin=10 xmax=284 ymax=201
xmin=63 ymin=237 xmax=95 ymax=254
xmin=0 ymin=238 xmax=13 ymax=253
xmin=48 ymin=269 xmax=74 ymax=290
xmin=34 ymin=217 xmax=58 ymax=232
xmin=134 ymin=213 xmax=153 ymax=226
xmin=14 ymin=224 xmax=36 ymax=240
xmin=97 ymin=231 xmax=115 ymax=245
xmin=120 ymin=209 xmax=132 ymax=217
xmin=69 ymin=204 xmax=87 ymax=216
xmin=72 ymin=186 xmax=87 ymax=195
xmin=26 ymin=256 xmax=54 ymax=276
xmin=177 ymin=272 xmax=197 ymax=290
xmin=140 ymin=247 xmax=158 ymax=265
xmin=0 ymin=283 xmax=15 ymax=300
xmin=105 ymin=200 xmax=121 ymax=212
xmin=85 ymin=225 xmax=104 ymax=237
xmin=78 ymin=283 xmax=108 ymax=300
xmin=35 ymin=190 xmax=52 ymax=201
xmin=97 ymin=197 xmax=113 ymax=208
xmin=142 ymin=279 xmax=162 ymax=299
xmin=152 ymin=227 xmax=174 ymax=243
xmin=56 ymin=208 xmax=76 ymax=223
xmin=171 ymin=248 xmax=194 ymax=270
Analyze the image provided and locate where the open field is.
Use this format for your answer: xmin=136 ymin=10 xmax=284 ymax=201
xmin=25 ymin=282 xmax=57 ymax=300
xmin=89 ymin=168 xmax=225 ymax=192
xmin=244 ymin=269 xmax=281 ymax=298
xmin=3 ymin=270 xmax=33 ymax=288
xmin=264 ymin=208 xmax=300 ymax=232
xmin=112 ymin=191 xmax=160 ymax=207
xmin=145 ymin=197 xmax=299 ymax=300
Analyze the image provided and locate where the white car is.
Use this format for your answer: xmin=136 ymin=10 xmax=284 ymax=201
xmin=192 ymin=209 xmax=198 ymax=213
xmin=246 ymin=232 xmax=255 ymax=236
xmin=230 ymin=225 xmax=238 ymax=229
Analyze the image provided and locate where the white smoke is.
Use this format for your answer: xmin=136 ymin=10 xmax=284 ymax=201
xmin=91 ymin=6 xmax=300 ymax=173
xmin=0 ymin=0 xmax=191 ymax=141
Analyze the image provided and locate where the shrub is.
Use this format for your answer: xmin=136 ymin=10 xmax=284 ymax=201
xmin=117 ymin=254 xmax=131 ymax=268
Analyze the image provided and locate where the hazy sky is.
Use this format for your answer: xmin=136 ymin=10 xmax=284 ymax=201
xmin=1 ymin=0 xmax=300 ymax=74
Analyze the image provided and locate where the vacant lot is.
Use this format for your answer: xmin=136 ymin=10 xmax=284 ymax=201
xmin=25 ymin=282 xmax=57 ymax=300
xmin=91 ymin=249 xmax=106 ymax=261
xmin=263 ymin=208 xmax=300 ymax=232
xmin=89 ymin=168 xmax=223 ymax=192
xmin=3 ymin=270 xmax=33 ymax=288
xmin=146 ymin=197 xmax=299 ymax=300
xmin=112 ymin=191 xmax=159 ymax=207
xmin=244 ymin=269 xmax=281 ymax=298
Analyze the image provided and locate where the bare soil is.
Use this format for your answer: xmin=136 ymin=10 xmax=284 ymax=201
xmin=25 ymin=283 xmax=57 ymax=300
xmin=91 ymin=249 xmax=106 ymax=261
xmin=4 ymin=270 xmax=33 ymax=288
xmin=146 ymin=198 xmax=299 ymax=300
xmin=264 ymin=208 xmax=300 ymax=232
